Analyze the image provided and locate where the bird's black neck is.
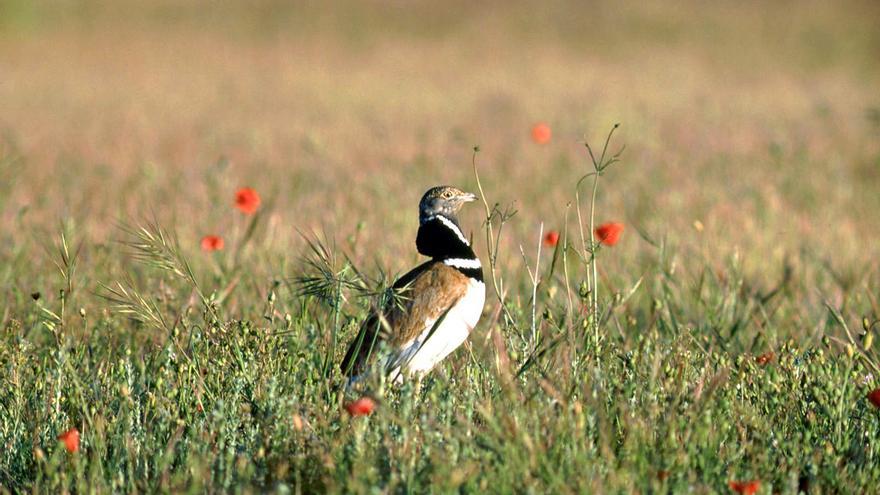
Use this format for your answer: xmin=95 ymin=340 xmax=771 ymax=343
xmin=416 ymin=215 xmax=483 ymax=281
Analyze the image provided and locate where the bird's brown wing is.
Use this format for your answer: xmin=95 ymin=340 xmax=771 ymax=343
xmin=340 ymin=260 xmax=433 ymax=377
xmin=340 ymin=261 xmax=469 ymax=377
xmin=386 ymin=263 xmax=469 ymax=346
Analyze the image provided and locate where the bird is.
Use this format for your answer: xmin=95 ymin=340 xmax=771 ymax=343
xmin=341 ymin=185 xmax=485 ymax=384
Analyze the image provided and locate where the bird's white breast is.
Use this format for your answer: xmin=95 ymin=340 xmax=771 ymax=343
xmin=389 ymin=278 xmax=485 ymax=379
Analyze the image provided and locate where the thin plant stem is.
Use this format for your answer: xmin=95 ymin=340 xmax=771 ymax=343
xmin=575 ymin=173 xmax=595 ymax=332
xmin=589 ymin=171 xmax=600 ymax=342
xmin=562 ymin=203 xmax=574 ymax=323
xmin=519 ymin=223 xmax=544 ymax=349
xmin=577 ymin=123 xmax=623 ymax=346
xmin=473 ymin=147 xmax=514 ymax=326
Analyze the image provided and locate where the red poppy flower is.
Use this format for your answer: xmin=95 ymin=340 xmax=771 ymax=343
xmin=868 ymin=389 xmax=880 ymax=408
xmin=235 ymin=187 xmax=261 ymax=214
xmin=200 ymin=235 xmax=224 ymax=252
xmin=728 ymin=480 xmax=760 ymax=495
xmin=58 ymin=428 xmax=80 ymax=453
xmin=755 ymin=352 xmax=774 ymax=366
xmin=594 ymin=222 xmax=624 ymax=246
xmin=344 ymin=396 xmax=376 ymax=417
xmin=544 ymin=230 xmax=560 ymax=247
xmin=531 ymin=123 xmax=552 ymax=144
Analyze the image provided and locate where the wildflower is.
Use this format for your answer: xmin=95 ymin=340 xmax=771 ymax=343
xmin=531 ymin=123 xmax=552 ymax=144
xmin=868 ymin=388 xmax=880 ymax=408
xmin=657 ymin=470 xmax=670 ymax=481
xmin=200 ymin=235 xmax=225 ymax=252
xmin=755 ymin=352 xmax=774 ymax=366
xmin=58 ymin=428 xmax=80 ymax=453
xmin=235 ymin=187 xmax=261 ymax=214
xmin=594 ymin=222 xmax=624 ymax=246
xmin=344 ymin=396 xmax=376 ymax=417
xmin=544 ymin=230 xmax=560 ymax=247
xmin=728 ymin=480 xmax=760 ymax=495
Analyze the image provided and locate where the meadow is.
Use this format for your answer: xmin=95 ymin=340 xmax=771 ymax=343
xmin=2 ymin=0 xmax=880 ymax=492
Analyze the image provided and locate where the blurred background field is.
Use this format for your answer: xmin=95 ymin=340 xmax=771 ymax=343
xmin=2 ymin=0 xmax=879 ymax=265
xmin=2 ymin=1 xmax=880 ymax=492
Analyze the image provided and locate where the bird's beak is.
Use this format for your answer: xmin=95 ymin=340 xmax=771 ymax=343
xmin=461 ymin=192 xmax=478 ymax=203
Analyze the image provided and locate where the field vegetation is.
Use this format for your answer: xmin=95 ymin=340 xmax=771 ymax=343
xmin=2 ymin=1 xmax=880 ymax=492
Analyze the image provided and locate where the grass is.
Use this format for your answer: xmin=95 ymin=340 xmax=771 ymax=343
xmin=2 ymin=0 xmax=880 ymax=492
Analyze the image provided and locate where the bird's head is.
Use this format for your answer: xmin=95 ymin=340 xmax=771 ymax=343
xmin=419 ymin=186 xmax=477 ymax=224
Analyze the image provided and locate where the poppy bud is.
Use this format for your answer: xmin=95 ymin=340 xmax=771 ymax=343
xmin=578 ymin=281 xmax=590 ymax=299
